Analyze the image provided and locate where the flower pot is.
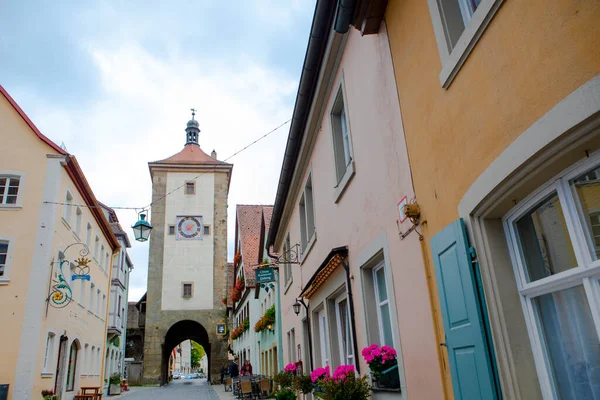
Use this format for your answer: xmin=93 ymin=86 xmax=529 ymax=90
xmin=373 ymin=364 xmax=401 ymax=390
xmin=109 ymin=384 xmax=121 ymax=395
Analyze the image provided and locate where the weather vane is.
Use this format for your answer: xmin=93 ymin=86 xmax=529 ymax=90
xmin=191 ymin=108 xmax=197 ymax=120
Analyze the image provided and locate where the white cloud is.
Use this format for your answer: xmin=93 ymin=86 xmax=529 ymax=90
xmin=21 ymin=39 xmax=297 ymax=301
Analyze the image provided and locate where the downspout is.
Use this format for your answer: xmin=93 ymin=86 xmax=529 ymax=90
xmin=341 ymin=257 xmax=360 ymax=374
xmin=305 ymin=302 xmax=314 ymax=371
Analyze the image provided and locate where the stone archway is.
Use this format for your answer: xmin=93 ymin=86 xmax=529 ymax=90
xmin=161 ymin=320 xmax=211 ymax=384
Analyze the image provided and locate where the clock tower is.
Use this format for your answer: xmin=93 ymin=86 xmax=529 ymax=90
xmin=142 ymin=112 xmax=232 ymax=384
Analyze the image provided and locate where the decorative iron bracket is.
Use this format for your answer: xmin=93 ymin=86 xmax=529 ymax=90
xmin=46 ymin=243 xmax=91 ymax=309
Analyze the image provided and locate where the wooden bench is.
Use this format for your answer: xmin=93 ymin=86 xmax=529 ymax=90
xmin=74 ymin=386 xmax=102 ymax=400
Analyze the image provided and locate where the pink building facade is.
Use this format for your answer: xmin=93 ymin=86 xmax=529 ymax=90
xmin=267 ymin=4 xmax=444 ymax=399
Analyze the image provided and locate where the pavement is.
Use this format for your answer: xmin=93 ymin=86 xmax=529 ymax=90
xmin=116 ymin=378 xmax=237 ymax=399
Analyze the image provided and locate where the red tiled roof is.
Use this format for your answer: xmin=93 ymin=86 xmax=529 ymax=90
xmin=263 ymin=206 xmax=273 ymax=235
xmin=236 ymin=205 xmax=265 ymax=287
xmin=149 ymin=144 xmax=229 ymax=165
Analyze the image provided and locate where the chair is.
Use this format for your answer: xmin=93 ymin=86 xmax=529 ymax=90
xmin=240 ymin=380 xmax=253 ymax=399
xmin=259 ymin=379 xmax=271 ymax=398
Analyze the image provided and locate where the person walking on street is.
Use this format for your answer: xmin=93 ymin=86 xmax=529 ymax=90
xmin=229 ymin=358 xmax=240 ymax=379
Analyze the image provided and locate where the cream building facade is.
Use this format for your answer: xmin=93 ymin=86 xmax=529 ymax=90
xmin=0 ymin=85 xmax=119 ymax=399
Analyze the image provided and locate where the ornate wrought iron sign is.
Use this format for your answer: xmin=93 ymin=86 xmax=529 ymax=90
xmin=46 ymin=243 xmax=91 ymax=309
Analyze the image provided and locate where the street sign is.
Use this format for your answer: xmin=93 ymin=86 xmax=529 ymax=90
xmin=256 ymin=267 xmax=275 ymax=283
xmin=216 ymin=323 xmax=226 ymax=336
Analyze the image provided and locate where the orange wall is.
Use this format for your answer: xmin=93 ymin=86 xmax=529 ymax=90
xmin=385 ymin=0 xmax=600 ymax=396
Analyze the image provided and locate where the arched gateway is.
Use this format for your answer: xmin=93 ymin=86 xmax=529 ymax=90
xmin=142 ymin=114 xmax=232 ymax=384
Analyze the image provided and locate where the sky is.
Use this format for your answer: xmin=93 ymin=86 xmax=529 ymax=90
xmin=0 ymin=1 xmax=316 ymax=302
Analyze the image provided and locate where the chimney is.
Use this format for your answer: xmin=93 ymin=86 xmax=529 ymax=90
xmin=211 ymin=149 xmax=217 ymax=159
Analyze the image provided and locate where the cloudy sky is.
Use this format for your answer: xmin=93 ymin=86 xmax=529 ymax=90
xmin=0 ymin=1 xmax=315 ymax=302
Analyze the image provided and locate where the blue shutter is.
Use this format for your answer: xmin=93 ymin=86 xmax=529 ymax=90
xmin=431 ymin=219 xmax=499 ymax=400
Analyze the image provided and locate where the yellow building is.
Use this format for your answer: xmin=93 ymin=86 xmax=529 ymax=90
xmin=374 ymin=0 xmax=600 ymax=398
xmin=0 ymin=85 xmax=119 ymax=400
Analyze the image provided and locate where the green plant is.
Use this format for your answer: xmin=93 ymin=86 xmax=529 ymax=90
xmin=314 ymin=374 xmax=371 ymax=400
xmin=41 ymin=389 xmax=59 ymax=400
xmin=254 ymin=305 xmax=276 ymax=332
xmin=293 ymin=373 xmax=313 ymax=394
xmin=273 ymin=371 xmax=294 ymax=390
xmin=109 ymin=373 xmax=121 ymax=385
xmin=275 ymin=388 xmax=296 ymax=400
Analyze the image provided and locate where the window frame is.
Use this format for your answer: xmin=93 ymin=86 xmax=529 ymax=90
xmin=74 ymin=207 xmax=82 ymax=239
xmin=317 ymin=309 xmax=330 ymax=367
xmin=203 ymin=225 xmax=211 ymax=235
xmin=372 ymin=262 xmax=394 ymax=347
xmin=85 ymin=223 xmax=92 ymax=248
xmin=65 ymin=340 xmax=79 ymax=392
xmin=299 ymin=174 xmax=317 ymax=262
xmin=62 ymin=190 xmax=74 ymax=228
xmin=503 ymin=153 xmax=600 ymax=399
xmin=0 ymin=237 xmax=14 ymax=283
xmin=182 ymin=282 xmax=193 ymax=298
xmin=427 ymin=0 xmax=504 ymax=88
xmin=168 ymin=225 xmax=175 ymax=235
xmin=335 ymin=295 xmax=354 ymax=367
xmin=42 ymin=331 xmax=56 ymax=375
xmin=329 ymin=79 xmax=356 ymax=202
xmin=185 ymin=181 xmax=196 ymax=195
xmin=0 ymin=172 xmax=24 ymax=209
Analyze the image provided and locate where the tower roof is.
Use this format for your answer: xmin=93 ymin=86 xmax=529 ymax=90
xmin=150 ymin=144 xmax=226 ymax=166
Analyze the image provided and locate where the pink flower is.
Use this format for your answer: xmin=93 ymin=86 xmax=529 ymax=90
xmin=332 ymin=365 xmax=355 ymax=383
xmin=310 ymin=366 xmax=331 ymax=383
xmin=284 ymin=363 xmax=296 ymax=373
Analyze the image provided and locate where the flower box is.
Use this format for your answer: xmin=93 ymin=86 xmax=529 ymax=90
xmin=372 ymin=364 xmax=401 ymax=391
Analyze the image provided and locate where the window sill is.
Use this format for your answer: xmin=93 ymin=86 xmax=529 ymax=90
xmin=0 ymin=278 xmax=10 ymax=285
xmin=300 ymin=232 xmax=317 ymax=265
xmin=41 ymin=372 xmax=53 ymax=378
xmin=334 ymin=161 xmax=355 ymax=203
xmin=0 ymin=204 xmax=21 ymax=210
xmin=436 ymin=0 xmax=504 ymax=88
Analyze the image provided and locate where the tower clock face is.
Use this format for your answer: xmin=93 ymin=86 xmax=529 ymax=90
xmin=177 ymin=216 xmax=202 ymax=239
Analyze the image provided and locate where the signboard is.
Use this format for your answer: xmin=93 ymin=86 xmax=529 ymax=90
xmin=256 ymin=267 xmax=275 ymax=283
xmin=397 ymin=196 xmax=408 ymax=223
xmin=216 ymin=323 xmax=226 ymax=336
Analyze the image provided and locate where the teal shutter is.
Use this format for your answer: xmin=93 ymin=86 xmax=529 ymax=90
xmin=431 ymin=219 xmax=499 ymax=400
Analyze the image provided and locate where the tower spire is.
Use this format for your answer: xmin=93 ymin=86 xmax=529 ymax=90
xmin=185 ymin=108 xmax=200 ymax=146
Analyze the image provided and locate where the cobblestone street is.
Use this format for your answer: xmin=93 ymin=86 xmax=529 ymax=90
xmin=120 ymin=379 xmax=234 ymax=400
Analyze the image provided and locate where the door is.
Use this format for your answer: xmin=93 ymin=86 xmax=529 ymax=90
xmin=431 ymin=218 xmax=499 ymax=400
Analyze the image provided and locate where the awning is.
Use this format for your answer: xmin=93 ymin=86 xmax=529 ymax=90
xmin=299 ymin=247 xmax=348 ymax=299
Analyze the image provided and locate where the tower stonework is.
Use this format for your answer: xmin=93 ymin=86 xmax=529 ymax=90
xmin=142 ymin=117 xmax=232 ymax=385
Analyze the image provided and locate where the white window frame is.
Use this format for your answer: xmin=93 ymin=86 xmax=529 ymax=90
xmin=329 ymin=80 xmax=356 ymax=202
xmin=299 ymin=174 xmax=317 ymax=262
xmin=74 ymin=207 xmax=82 ymax=239
xmin=0 ymin=237 xmax=14 ymax=283
xmin=317 ymin=310 xmax=330 ymax=367
xmin=85 ymin=223 xmax=92 ymax=248
xmin=427 ymin=0 xmax=504 ymax=88
xmin=335 ymin=295 xmax=354 ymax=367
xmin=503 ymin=152 xmax=600 ymax=399
xmin=42 ymin=331 xmax=56 ymax=375
xmin=0 ymin=172 xmax=24 ymax=209
xmin=94 ymin=236 xmax=99 ymax=260
xmin=89 ymin=282 xmax=95 ymax=311
xmin=373 ymin=262 xmax=394 ymax=346
xmin=62 ymin=190 xmax=74 ymax=228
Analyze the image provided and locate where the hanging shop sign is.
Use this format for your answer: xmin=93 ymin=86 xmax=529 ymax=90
xmin=47 ymin=243 xmax=91 ymax=309
xmin=256 ymin=267 xmax=275 ymax=284
xmin=216 ymin=321 xmax=226 ymax=336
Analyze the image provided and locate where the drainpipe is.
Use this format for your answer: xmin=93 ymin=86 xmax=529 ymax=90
xmin=334 ymin=0 xmax=357 ymax=33
xmin=341 ymin=257 xmax=360 ymax=374
xmin=297 ymin=299 xmax=314 ymax=371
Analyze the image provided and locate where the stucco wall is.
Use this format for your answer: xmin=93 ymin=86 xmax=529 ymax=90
xmin=274 ymin=25 xmax=443 ymax=398
xmin=162 ymin=172 xmax=215 ymax=310
xmin=385 ymin=0 xmax=600 ymax=396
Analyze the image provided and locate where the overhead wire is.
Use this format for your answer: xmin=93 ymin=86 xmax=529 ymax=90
xmin=42 ymin=118 xmax=292 ymax=213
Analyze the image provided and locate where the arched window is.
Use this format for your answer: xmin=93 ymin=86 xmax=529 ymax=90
xmin=66 ymin=341 xmax=79 ymax=391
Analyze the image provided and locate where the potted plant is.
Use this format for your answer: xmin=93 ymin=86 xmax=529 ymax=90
xmin=274 ymin=368 xmax=296 ymax=400
xmin=41 ymin=389 xmax=59 ymax=400
xmin=313 ymin=365 xmax=371 ymax=400
xmin=362 ymin=344 xmax=400 ymax=390
xmin=293 ymin=372 xmax=313 ymax=395
xmin=109 ymin=373 xmax=122 ymax=395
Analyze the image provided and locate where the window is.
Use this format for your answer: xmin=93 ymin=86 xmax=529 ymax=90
xmin=100 ymin=245 xmax=104 ymax=266
xmin=0 ymin=241 xmax=8 ymax=277
xmin=185 ymin=181 xmax=195 ymax=195
xmin=43 ymin=332 xmax=56 ymax=373
xmin=373 ymin=263 xmax=394 ymax=347
xmin=182 ymin=283 xmax=193 ymax=298
xmin=169 ymin=225 xmax=175 ymax=235
xmin=83 ymin=344 xmax=89 ymax=375
xmin=85 ymin=223 xmax=92 ymax=248
xmin=504 ymin=161 xmax=600 ymax=399
xmin=428 ymin=0 xmax=502 ymax=87
xmin=90 ymin=345 xmax=95 ymax=375
xmin=63 ymin=191 xmax=73 ymax=226
xmin=203 ymin=225 xmax=210 ymax=235
xmin=118 ymin=295 xmax=122 ymax=316
xmin=0 ymin=175 xmax=20 ymax=205
xmin=96 ymin=289 xmax=101 ymax=315
xmin=283 ymin=234 xmax=292 ymax=286
xmin=66 ymin=341 xmax=78 ymax=391
xmin=287 ymin=329 xmax=296 ymax=363
xmin=336 ymin=297 xmax=354 ymax=366
xmin=331 ymin=87 xmax=353 ymax=183
xmin=105 ymin=252 xmax=109 ymax=269
xmin=102 ymin=294 xmax=106 ymax=317
xmin=89 ymin=283 xmax=95 ymax=310
xmin=317 ymin=311 xmax=330 ymax=367
xmin=74 ymin=207 xmax=82 ymax=237
xmin=299 ymin=175 xmax=315 ymax=252
xmin=79 ymin=278 xmax=86 ymax=305
xmin=94 ymin=236 xmax=99 ymax=260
